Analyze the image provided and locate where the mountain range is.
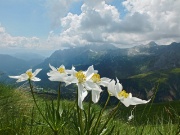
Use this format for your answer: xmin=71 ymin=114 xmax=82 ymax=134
xmin=36 ymin=41 xmax=180 ymax=77
xmin=1 ymin=42 xmax=180 ymax=103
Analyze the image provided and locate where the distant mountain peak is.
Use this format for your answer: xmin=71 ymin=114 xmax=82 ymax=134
xmin=170 ymin=42 xmax=179 ymax=46
xmin=146 ymin=41 xmax=158 ymax=47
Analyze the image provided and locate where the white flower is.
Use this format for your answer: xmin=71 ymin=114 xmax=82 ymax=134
xmin=120 ymin=93 xmax=150 ymax=107
xmin=9 ymin=69 xmax=42 ymax=82
xmin=47 ymin=64 xmax=69 ymax=82
xmin=108 ymin=78 xmax=150 ymax=107
xmin=89 ymin=73 xmax=111 ymax=103
xmin=107 ymin=78 xmax=123 ymax=98
xmin=65 ymin=65 xmax=96 ymax=109
xmin=128 ymin=114 xmax=134 ymax=121
xmin=128 ymin=106 xmax=136 ymax=121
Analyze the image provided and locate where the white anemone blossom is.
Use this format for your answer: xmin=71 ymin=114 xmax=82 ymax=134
xmin=108 ymin=78 xmax=150 ymax=107
xmin=47 ymin=64 xmax=71 ymax=82
xmin=9 ymin=69 xmax=42 ymax=82
xmin=65 ymin=65 xmax=99 ymax=109
xmin=89 ymin=73 xmax=111 ymax=103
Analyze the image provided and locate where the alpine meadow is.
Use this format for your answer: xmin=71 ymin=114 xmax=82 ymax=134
xmin=1 ymin=0 xmax=180 ymax=135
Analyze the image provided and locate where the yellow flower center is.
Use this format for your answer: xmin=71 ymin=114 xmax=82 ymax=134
xmin=118 ymin=90 xmax=129 ymax=98
xmin=75 ymin=71 xmax=86 ymax=83
xmin=58 ymin=67 xmax=65 ymax=73
xmin=26 ymin=71 xmax=33 ymax=79
xmin=91 ymin=73 xmax=101 ymax=83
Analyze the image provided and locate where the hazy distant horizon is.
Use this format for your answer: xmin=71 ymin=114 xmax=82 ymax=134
xmin=0 ymin=41 xmax=176 ymax=57
xmin=0 ymin=48 xmax=54 ymax=57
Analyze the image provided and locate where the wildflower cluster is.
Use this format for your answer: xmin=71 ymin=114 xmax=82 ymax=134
xmin=9 ymin=64 xmax=150 ymax=109
xmin=9 ymin=64 xmax=150 ymax=135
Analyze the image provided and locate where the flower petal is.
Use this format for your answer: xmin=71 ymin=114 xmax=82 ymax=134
xmin=9 ymin=74 xmax=28 ymax=82
xmin=33 ymin=69 xmax=42 ymax=77
xmin=130 ymin=97 xmax=150 ymax=105
xmin=115 ymin=81 xmax=123 ymax=95
xmin=66 ymin=66 xmax=76 ymax=76
xmin=9 ymin=76 xmax=20 ymax=79
xmin=47 ymin=70 xmax=57 ymax=76
xmin=108 ymin=80 xmax=116 ymax=96
xmin=92 ymin=89 xmax=101 ymax=103
xmin=17 ymin=73 xmax=28 ymax=82
xmin=78 ymin=83 xmax=87 ymax=110
xmin=59 ymin=65 xmax=65 ymax=69
xmin=26 ymin=69 xmax=32 ymax=73
xmin=121 ymin=93 xmax=150 ymax=107
xmin=31 ymin=77 xmax=41 ymax=81
xmin=65 ymin=75 xmax=78 ymax=86
xmin=100 ymin=77 xmax=111 ymax=87
xmin=85 ymin=81 xmax=98 ymax=90
xmin=85 ymin=65 xmax=95 ymax=80
xmin=48 ymin=74 xmax=67 ymax=82
xmin=49 ymin=64 xmax=57 ymax=71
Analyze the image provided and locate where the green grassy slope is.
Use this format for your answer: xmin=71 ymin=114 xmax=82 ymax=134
xmin=0 ymin=83 xmax=180 ymax=135
xmin=119 ymin=68 xmax=180 ymax=102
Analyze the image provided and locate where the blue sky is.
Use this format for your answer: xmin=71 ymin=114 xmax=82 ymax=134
xmin=0 ymin=0 xmax=50 ymax=37
xmin=0 ymin=0 xmax=180 ymax=56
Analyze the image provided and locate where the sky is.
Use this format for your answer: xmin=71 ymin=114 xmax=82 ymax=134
xmin=0 ymin=0 xmax=180 ymax=56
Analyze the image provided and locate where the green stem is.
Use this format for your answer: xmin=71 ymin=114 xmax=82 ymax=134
xmin=76 ymin=88 xmax=85 ymax=135
xmin=79 ymin=108 xmax=84 ymax=135
xmin=57 ymin=82 xmax=61 ymax=112
xmin=141 ymin=82 xmax=159 ymax=119
xmin=76 ymin=89 xmax=81 ymax=135
xmin=30 ymin=107 xmax=34 ymax=135
xmin=99 ymin=101 xmax=121 ymax=134
xmin=92 ymin=94 xmax=110 ymax=134
xmin=28 ymin=79 xmax=54 ymax=132
xmin=102 ymin=94 xmax=111 ymax=112
xmin=87 ymin=92 xmax=92 ymax=135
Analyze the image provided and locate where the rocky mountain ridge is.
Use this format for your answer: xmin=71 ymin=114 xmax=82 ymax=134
xmin=36 ymin=42 xmax=180 ymax=78
xmin=1 ymin=42 xmax=180 ymax=103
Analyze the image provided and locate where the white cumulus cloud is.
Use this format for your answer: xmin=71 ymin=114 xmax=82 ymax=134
xmin=45 ymin=0 xmax=81 ymax=27
xmin=0 ymin=24 xmax=40 ymax=49
xmin=122 ymin=0 xmax=180 ymax=43
xmin=47 ymin=0 xmax=180 ymax=48
xmin=1 ymin=0 xmax=180 ymax=53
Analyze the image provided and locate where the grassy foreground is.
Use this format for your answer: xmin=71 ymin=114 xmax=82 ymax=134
xmin=0 ymin=83 xmax=180 ymax=135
